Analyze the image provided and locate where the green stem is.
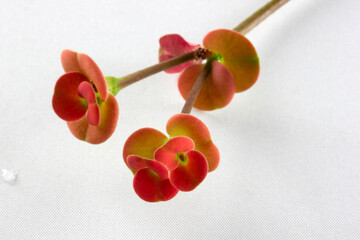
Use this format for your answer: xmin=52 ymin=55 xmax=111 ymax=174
xmin=181 ymin=0 xmax=290 ymax=114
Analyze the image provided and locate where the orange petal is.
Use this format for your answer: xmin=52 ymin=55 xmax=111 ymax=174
xmin=61 ymin=49 xmax=82 ymax=73
xmin=61 ymin=49 xmax=108 ymax=101
xmin=178 ymin=61 xmax=235 ymax=110
xmin=77 ymin=53 xmax=108 ymax=101
xmin=67 ymin=93 xmax=119 ymax=144
xmin=123 ymin=128 xmax=168 ymax=165
xmin=203 ymin=29 xmax=260 ymax=93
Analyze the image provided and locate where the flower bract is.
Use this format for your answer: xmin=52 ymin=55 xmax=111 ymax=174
xmin=178 ymin=61 xmax=236 ymax=110
xmin=159 ymin=34 xmax=200 ymax=73
xmin=203 ymin=29 xmax=260 ymax=93
xmin=123 ymin=114 xmax=219 ymax=202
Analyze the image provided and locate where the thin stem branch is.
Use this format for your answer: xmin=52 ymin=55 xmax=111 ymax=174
xmin=233 ymin=0 xmax=290 ymax=34
xmin=181 ymin=0 xmax=290 ymax=114
xmin=181 ymin=61 xmax=212 ymax=114
xmin=117 ymin=51 xmax=196 ymax=89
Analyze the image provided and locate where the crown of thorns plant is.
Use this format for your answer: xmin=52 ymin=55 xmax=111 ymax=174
xmin=52 ymin=0 xmax=288 ymax=202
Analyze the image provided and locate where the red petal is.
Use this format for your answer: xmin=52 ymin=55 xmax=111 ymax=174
xmin=133 ymin=167 xmax=178 ymax=202
xmin=146 ymin=160 xmax=169 ymax=180
xmin=77 ymin=81 xmax=97 ymax=104
xmin=169 ymin=150 xmax=208 ymax=191
xmin=126 ymin=155 xmax=148 ymax=171
xmin=127 ymin=156 xmax=169 ymax=180
xmin=77 ymin=81 xmax=100 ymax=126
xmin=52 ymin=72 xmax=89 ymax=121
xmin=159 ymin=34 xmax=199 ymax=56
xmin=86 ymin=103 xmax=100 ymax=126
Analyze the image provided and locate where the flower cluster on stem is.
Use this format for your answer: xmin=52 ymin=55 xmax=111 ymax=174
xmin=51 ymin=0 xmax=289 ymax=201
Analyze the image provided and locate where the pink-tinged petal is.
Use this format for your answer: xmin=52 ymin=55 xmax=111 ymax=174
xmin=77 ymin=81 xmax=97 ymax=104
xmin=77 ymin=81 xmax=100 ymax=126
xmin=52 ymin=72 xmax=89 ymax=121
xmin=146 ymin=160 xmax=169 ymax=180
xmin=61 ymin=49 xmax=108 ymax=101
xmin=133 ymin=166 xmax=178 ymax=202
xmin=159 ymin=34 xmax=200 ymax=73
xmin=203 ymin=29 xmax=260 ymax=93
xmin=86 ymin=103 xmax=100 ymax=126
xmin=169 ymin=150 xmax=208 ymax=192
xmin=67 ymin=93 xmax=119 ymax=144
xmin=126 ymin=155 xmax=148 ymax=171
xmin=123 ymin=128 xmax=168 ymax=164
xmin=178 ymin=61 xmax=236 ymax=110
xmin=154 ymin=136 xmax=195 ymax=171
xmin=160 ymin=34 xmax=198 ymax=54
xmin=166 ymin=114 xmax=220 ymax=172
xmin=126 ymin=156 xmax=169 ymax=179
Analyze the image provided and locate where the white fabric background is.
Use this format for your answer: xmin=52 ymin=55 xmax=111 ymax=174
xmin=1 ymin=0 xmax=359 ymax=239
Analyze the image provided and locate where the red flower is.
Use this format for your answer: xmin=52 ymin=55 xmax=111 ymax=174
xmin=123 ymin=114 xmax=219 ymax=202
xmin=52 ymin=50 xmax=119 ymax=144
